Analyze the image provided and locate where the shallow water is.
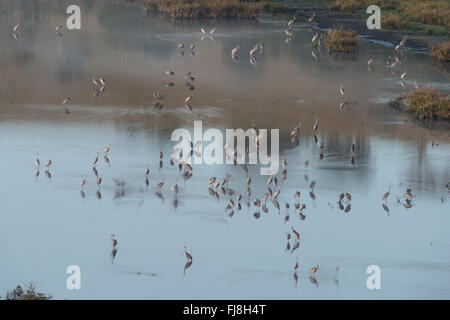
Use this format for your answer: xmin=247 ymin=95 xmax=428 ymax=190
xmin=0 ymin=0 xmax=449 ymax=299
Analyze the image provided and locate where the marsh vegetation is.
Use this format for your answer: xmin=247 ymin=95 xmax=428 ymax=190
xmin=325 ymin=27 xmax=360 ymax=53
xmin=2 ymin=283 xmax=52 ymax=300
xmin=329 ymin=0 xmax=449 ymax=34
xmin=391 ymin=88 xmax=450 ymax=120
xmin=141 ymin=0 xmax=289 ymax=18
xmin=431 ymin=41 xmax=450 ymax=65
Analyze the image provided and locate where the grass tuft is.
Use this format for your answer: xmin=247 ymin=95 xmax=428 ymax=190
xmin=430 ymin=41 xmax=450 ymax=64
xmin=3 ymin=282 xmax=52 ymax=300
xmin=405 ymin=88 xmax=450 ymax=120
xmin=325 ymin=27 xmax=360 ymax=53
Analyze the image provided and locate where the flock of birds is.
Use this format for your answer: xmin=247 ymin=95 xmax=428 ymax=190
xmin=10 ymin=10 xmax=419 ymax=115
xmin=10 ymin=8 xmax=446 ymax=289
xmin=32 ymin=128 xmax=418 ymax=284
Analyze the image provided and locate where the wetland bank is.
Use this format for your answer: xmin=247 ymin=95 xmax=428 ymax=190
xmin=0 ymin=0 xmax=449 ymax=299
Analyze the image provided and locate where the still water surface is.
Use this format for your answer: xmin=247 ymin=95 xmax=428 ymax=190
xmin=0 ymin=0 xmax=449 ymax=299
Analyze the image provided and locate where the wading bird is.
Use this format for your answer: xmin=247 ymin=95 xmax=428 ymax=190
xmin=312 ymin=31 xmax=319 ymax=44
xmin=310 ymin=265 xmax=319 ymax=275
xmin=93 ymin=152 xmax=99 ymax=166
xmin=12 ymin=24 xmax=20 ymax=38
xmin=35 ymin=153 xmax=40 ymax=168
xmin=291 ymin=227 xmax=300 ymax=241
xmin=55 ymin=25 xmax=63 ymax=36
xmin=63 ymin=97 xmax=71 ymax=105
xmin=184 ymin=246 xmax=193 ymax=261
xmin=111 ymin=234 xmax=118 ymax=247
xmin=287 ymin=16 xmax=295 ymax=29
xmin=231 ymin=45 xmax=240 ymax=59
xmin=382 ymin=186 xmax=390 ymax=200
xmin=45 ymin=159 xmax=52 ymax=168
xmin=400 ymin=72 xmax=407 ymax=81
xmin=185 ymin=95 xmax=193 ymax=111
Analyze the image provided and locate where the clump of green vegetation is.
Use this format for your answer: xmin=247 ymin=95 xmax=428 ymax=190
xmin=382 ymin=13 xmax=408 ymax=30
xmin=430 ymin=41 xmax=450 ymax=64
xmin=142 ymin=0 xmax=289 ymax=19
xmin=402 ymin=88 xmax=450 ymax=120
xmin=329 ymin=0 xmax=450 ymax=28
xmin=3 ymin=282 xmax=52 ymax=300
xmin=325 ymin=28 xmax=359 ymax=53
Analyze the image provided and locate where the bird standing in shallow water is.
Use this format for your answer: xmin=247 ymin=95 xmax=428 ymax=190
xmin=185 ymin=95 xmax=193 ymax=111
xmin=111 ymin=234 xmax=118 ymax=247
xmin=45 ymin=159 xmax=52 ymax=169
xmin=55 ymin=25 xmax=63 ymax=36
xmin=93 ymin=152 xmax=99 ymax=166
xmin=12 ymin=24 xmax=20 ymax=39
xmin=310 ymin=264 xmax=319 ymax=275
xmin=63 ymin=97 xmax=71 ymax=105
xmin=382 ymin=187 xmax=390 ymax=200
xmin=231 ymin=45 xmax=240 ymax=59
xmin=287 ymin=16 xmax=295 ymax=29
xmin=184 ymin=246 xmax=193 ymax=261
xmin=400 ymin=72 xmax=407 ymax=81
xmin=35 ymin=153 xmax=40 ymax=168
xmin=291 ymin=227 xmax=300 ymax=241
